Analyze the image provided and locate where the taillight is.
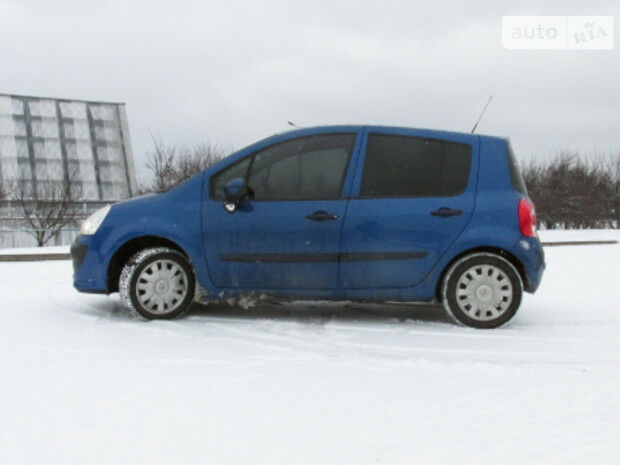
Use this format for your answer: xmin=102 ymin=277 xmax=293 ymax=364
xmin=518 ymin=198 xmax=537 ymax=237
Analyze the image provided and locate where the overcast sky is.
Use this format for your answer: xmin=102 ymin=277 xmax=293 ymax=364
xmin=1 ymin=0 xmax=618 ymax=176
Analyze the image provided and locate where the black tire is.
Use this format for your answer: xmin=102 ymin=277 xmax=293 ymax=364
xmin=441 ymin=253 xmax=523 ymax=329
xmin=119 ymin=247 xmax=195 ymax=320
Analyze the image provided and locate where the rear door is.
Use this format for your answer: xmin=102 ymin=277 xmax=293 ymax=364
xmin=339 ymin=128 xmax=478 ymax=289
xmin=203 ymin=130 xmax=361 ymax=290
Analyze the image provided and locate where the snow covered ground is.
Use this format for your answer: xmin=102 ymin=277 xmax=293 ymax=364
xmin=0 ymin=231 xmax=619 ymax=464
xmin=0 ymin=245 xmax=69 ymax=255
xmin=538 ymin=228 xmax=620 ymax=243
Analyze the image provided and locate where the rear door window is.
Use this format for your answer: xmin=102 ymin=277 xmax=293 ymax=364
xmin=360 ymin=134 xmax=472 ymax=198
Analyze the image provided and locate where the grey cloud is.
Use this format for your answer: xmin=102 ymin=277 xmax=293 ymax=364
xmin=1 ymin=0 xmax=618 ymax=174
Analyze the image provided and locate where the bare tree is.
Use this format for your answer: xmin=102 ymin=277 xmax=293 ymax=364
xmin=0 ymin=175 xmax=7 ymax=200
xmin=174 ymin=141 xmax=225 ymax=181
xmin=13 ymin=171 xmax=83 ymax=247
xmin=143 ymin=134 xmax=230 ymax=193
xmin=611 ymin=155 xmax=620 ymax=227
xmin=144 ymin=134 xmax=176 ymax=193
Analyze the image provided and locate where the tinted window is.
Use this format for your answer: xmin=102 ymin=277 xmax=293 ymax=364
xmin=507 ymin=142 xmax=528 ymax=195
xmin=360 ymin=134 xmax=472 ymax=198
xmin=247 ymin=134 xmax=355 ymax=200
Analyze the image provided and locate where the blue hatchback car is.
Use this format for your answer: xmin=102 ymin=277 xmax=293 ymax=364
xmin=71 ymin=125 xmax=545 ymax=328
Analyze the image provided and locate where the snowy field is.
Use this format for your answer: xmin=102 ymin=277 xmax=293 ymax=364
xmin=1 ymin=231 xmax=619 ymax=464
xmin=0 ymin=245 xmax=70 ymax=255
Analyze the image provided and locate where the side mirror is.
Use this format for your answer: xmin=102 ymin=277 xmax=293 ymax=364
xmin=223 ymin=178 xmax=250 ymax=213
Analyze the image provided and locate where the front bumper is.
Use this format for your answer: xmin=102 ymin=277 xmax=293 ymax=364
xmin=70 ymin=240 xmax=89 ymax=271
xmin=71 ymin=235 xmax=108 ymax=293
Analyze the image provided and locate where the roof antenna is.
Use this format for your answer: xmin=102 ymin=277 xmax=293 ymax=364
xmin=287 ymin=121 xmax=299 ymax=128
xmin=471 ymin=95 xmax=493 ymax=133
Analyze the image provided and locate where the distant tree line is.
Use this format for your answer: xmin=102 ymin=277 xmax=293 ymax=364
xmin=522 ymin=154 xmax=619 ymax=229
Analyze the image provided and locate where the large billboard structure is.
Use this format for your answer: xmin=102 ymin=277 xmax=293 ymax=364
xmin=0 ymin=93 xmax=137 ymax=247
xmin=0 ymin=93 xmax=136 ymax=200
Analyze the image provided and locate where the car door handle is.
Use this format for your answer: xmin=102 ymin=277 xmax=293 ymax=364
xmin=306 ymin=211 xmax=339 ymax=221
xmin=431 ymin=207 xmax=463 ymax=217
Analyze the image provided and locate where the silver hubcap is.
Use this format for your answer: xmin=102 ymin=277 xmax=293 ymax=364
xmin=455 ymin=264 xmax=513 ymax=321
xmin=136 ymin=259 xmax=188 ymax=314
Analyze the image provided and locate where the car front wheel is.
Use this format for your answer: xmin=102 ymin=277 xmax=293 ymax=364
xmin=119 ymin=247 xmax=195 ymax=319
xmin=441 ymin=253 xmax=523 ymax=329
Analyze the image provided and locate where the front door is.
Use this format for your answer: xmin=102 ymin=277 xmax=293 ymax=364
xmin=203 ymin=131 xmax=360 ymax=290
xmin=339 ymin=128 xmax=477 ymax=289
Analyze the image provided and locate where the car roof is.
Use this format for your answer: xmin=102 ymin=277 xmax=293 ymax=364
xmin=205 ymin=124 xmax=507 ymax=175
xmin=273 ymin=124 xmax=505 ymax=143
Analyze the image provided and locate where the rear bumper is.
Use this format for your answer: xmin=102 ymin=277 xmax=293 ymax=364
xmin=513 ymin=236 xmax=545 ymax=293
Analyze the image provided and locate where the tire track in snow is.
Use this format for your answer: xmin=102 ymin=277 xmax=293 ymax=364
xmin=47 ymin=282 xmax=617 ymax=366
xmin=204 ymin=318 xmax=615 ymax=366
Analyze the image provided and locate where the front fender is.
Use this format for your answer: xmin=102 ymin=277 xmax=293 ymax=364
xmin=74 ymin=174 xmax=215 ymax=294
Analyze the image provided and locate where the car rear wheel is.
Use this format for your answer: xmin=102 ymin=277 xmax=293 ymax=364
xmin=441 ymin=253 xmax=523 ymax=328
xmin=119 ymin=247 xmax=195 ymax=319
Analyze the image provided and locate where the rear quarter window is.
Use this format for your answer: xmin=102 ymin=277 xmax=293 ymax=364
xmin=507 ymin=142 xmax=528 ymax=195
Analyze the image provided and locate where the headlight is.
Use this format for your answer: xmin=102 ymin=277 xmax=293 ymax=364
xmin=80 ymin=205 xmax=111 ymax=235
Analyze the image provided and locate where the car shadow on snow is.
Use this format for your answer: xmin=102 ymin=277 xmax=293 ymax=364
xmin=184 ymin=300 xmax=453 ymax=325
xmin=76 ymin=293 xmax=452 ymax=325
